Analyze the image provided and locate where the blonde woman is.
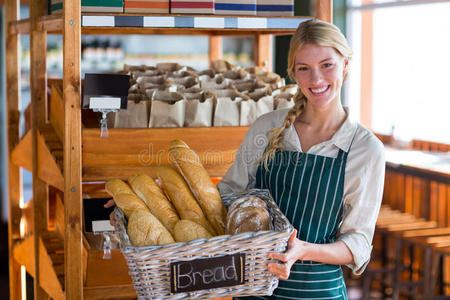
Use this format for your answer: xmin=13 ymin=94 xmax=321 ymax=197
xmin=218 ymin=19 xmax=385 ymax=299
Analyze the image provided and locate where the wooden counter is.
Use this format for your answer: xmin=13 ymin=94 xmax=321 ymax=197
xmin=385 ymin=146 xmax=450 ymax=184
xmin=383 ymin=146 xmax=450 ymax=226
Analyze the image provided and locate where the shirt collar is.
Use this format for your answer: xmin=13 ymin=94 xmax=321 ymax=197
xmin=330 ymin=107 xmax=358 ymax=152
xmin=282 ymin=106 xmax=358 ymax=153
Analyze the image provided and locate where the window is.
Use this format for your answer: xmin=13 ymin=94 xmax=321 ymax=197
xmin=346 ymin=0 xmax=450 ymax=143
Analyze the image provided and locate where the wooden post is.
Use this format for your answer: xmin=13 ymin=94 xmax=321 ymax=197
xmin=209 ymin=35 xmax=222 ymax=65
xmin=316 ymin=0 xmax=333 ymax=23
xmin=63 ymin=0 xmax=83 ymax=298
xmin=30 ymin=0 xmax=50 ymax=297
xmin=254 ymin=34 xmax=272 ymax=72
xmin=5 ymin=0 xmax=23 ymax=298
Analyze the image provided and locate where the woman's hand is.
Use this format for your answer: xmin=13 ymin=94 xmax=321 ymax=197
xmin=103 ymin=199 xmax=117 ymax=227
xmin=267 ymin=229 xmax=309 ymax=280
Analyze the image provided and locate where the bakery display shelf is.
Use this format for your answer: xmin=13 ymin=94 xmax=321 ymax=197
xmin=81 ymin=126 xmax=249 ymax=181
xmin=10 ymin=12 xmax=311 ymax=35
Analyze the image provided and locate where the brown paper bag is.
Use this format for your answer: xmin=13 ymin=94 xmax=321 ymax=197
xmin=199 ymin=74 xmax=231 ymax=90
xmin=212 ymin=89 xmax=248 ymax=127
xmin=184 ymin=91 xmax=214 ymax=127
xmin=149 ymin=91 xmax=186 ymax=128
xmin=167 ymin=76 xmax=199 ymax=89
xmin=130 ymin=69 xmax=161 ymax=79
xmin=136 ymin=75 xmax=166 ymax=85
xmin=156 ymin=62 xmax=182 ymax=74
xmin=244 ymin=85 xmax=272 ymax=101
xmin=274 ymin=93 xmax=295 ymax=110
xmin=240 ymin=95 xmax=274 ymax=126
xmin=196 ymin=68 xmax=215 ymax=78
xmin=272 ymin=84 xmax=298 ymax=96
xmin=180 ymin=87 xmax=204 ymax=100
xmin=244 ymin=66 xmax=266 ymax=75
xmin=114 ymin=100 xmax=149 ymax=128
xmin=222 ymin=68 xmax=249 ymax=80
xmin=254 ymin=72 xmax=285 ymax=90
xmin=232 ymin=78 xmax=258 ymax=92
xmin=211 ymin=59 xmax=236 ymax=73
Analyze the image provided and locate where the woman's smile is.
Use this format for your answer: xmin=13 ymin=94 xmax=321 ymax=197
xmin=310 ymin=85 xmax=330 ymax=96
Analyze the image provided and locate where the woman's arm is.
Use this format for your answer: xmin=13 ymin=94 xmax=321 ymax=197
xmin=268 ymin=230 xmax=354 ymax=280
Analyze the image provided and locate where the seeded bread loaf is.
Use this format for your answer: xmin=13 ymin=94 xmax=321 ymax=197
xmin=173 ymin=219 xmax=212 ymax=242
xmin=128 ymin=174 xmax=180 ymax=235
xmin=157 ymin=165 xmax=217 ymax=236
xmin=169 ymin=139 xmax=226 ymax=235
xmin=127 ymin=209 xmax=175 ymax=246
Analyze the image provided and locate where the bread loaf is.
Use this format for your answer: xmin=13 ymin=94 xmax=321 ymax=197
xmin=169 ymin=139 xmax=226 ymax=235
xmin=105 ymin=178 xmax=135 ymax=197
xmin=128 ymin=174 xmax=180 ymax=235
xmin=127 ymin=209 xmax=175 ymax=246
xmin=111 ymin=193 xmax=150 ymax=218
xmin=227 ymin=206 xmax=270 ymax=235
xmin=157 ymin=165 xmax=217 ymax=236
xmin=105 ymin=179 xmax=150 ymax=218
xmin=228 ymin=196 xmax=267 ymax=216
xmin=173 ymin=220 xmax=212 ymax=242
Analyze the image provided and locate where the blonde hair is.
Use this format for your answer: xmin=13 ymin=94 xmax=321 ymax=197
xmin=259 ymin=19 xmax=353 ymax=170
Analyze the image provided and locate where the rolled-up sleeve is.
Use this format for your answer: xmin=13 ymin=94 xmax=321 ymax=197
xmin=338 ymin=136 xmax=385 ymax=275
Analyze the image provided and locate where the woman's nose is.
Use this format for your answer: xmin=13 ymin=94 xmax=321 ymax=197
xmin=310 ymin=68 xmax=323 ymax=83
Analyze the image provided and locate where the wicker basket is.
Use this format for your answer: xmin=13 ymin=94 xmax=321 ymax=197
xmin=115 ymin=188 xmax=294 ymax=299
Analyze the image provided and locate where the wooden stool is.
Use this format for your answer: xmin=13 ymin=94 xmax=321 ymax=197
xmin=362 ymin=206 xmax=437 ymax=300
xmin=428 ymin=245 xmax=450 ymax=299
xmin=391 ymin=227 xmax=450 ymax=300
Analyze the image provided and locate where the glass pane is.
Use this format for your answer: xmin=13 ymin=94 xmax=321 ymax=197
xmin=371 ymin=2 xmax=450 ymax=143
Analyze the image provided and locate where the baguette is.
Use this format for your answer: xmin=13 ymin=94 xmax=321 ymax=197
xmin=173 ymin=219 xmax=212 ymax=242
xmin=128 ymin=174 xmax=180 ymax=235
xmin=105 ymin=178 xmax=136 ymax=197
xmin=127 ymin=209 xmax=175 ymax=246
xmin=105 ymin=179 xmax=149 ymax=218
xmin=111 ymin=193 xmax=150 ymax=218
xmin=157 ymin=165 xmax=217 ymax=236
xmin=169 ymin=140 xmax=226 ymax=235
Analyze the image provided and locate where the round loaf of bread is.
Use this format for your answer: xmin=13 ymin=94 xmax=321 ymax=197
xmin=127 ymin=209 xmax=175 ymax=247
xmin=227 ymin=196 xmax=267 ymax=217
xmin=173 ymin=219 xmax=212 ymax=242
xmin=227 ymin=206 xmax=271 ymax=235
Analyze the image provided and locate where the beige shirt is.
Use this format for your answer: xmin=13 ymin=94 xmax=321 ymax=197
xmin=217 ymin=107 xmax=385 ymax=275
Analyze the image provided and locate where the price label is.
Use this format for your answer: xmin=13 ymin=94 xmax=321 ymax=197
xmin=170 ymin=254 xmax=245 ymax=293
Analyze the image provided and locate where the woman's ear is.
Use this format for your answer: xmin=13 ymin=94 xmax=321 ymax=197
xmin=343 ymin=58 xmax=349 ymax=75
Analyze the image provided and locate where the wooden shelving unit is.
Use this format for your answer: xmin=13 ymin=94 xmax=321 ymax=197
xmin=5 ymin=0 xmax=332 ymax=299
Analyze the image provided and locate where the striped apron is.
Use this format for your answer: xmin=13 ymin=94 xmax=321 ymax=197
xmin=251 ymin=144 xmax=352 ymax=299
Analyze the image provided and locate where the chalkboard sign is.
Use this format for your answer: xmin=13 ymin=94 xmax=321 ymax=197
xmin=170 ymin=254 xmax=245 ymax=293
xmin=82 ymin=73 xmax=130 ymax=110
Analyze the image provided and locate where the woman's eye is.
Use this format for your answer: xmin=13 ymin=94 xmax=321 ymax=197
xmin=297 ymin=67 xmax=308 ymax=71
xmin=322 ymin=63 xmax=333 ymax=68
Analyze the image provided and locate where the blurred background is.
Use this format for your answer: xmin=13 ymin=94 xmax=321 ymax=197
xmin=0 ymin=0 xmax=449 ymax=298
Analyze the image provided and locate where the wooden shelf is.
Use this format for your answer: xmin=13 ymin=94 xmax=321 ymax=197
xmin=82 ymin=126 xmax=249 ymax=181
xmin=10 ymin=13 xmax=311 ymax=35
